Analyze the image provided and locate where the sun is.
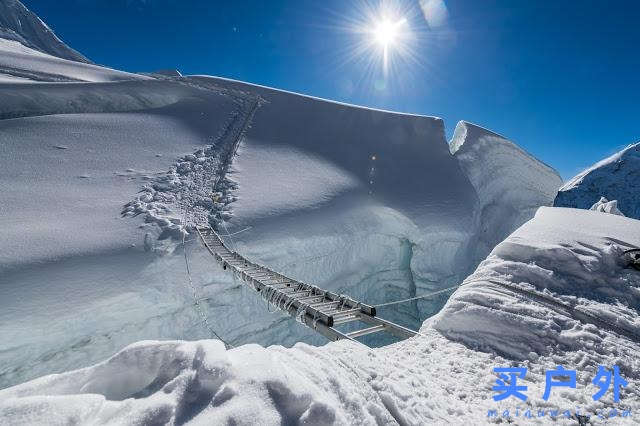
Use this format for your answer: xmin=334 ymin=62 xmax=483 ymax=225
xmin=373 ymin=18 xmax=406 ymax=48
xmin=369 ymin=16 xmax=408 ymax=75
xmin=328 ymin=1 xmax=425 ymax=91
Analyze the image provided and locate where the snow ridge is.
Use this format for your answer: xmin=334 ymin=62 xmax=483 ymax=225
xmin=0 ymin=0 xmax=90 ymax=63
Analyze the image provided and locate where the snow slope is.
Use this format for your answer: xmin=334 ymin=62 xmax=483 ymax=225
xmin=0 ymin=0 xmax=90 ymax=63
xmin=2 ymin=207 xmax=638 ymax=424
xmin=0 ymin=39 xmax=145 ymax=82
xmin=555 ymin=142 xmax=640 ymax=219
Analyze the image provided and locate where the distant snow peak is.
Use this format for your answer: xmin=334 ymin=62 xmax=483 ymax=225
xmin=0 ymin=0 xmax=90 ymax=63
xmin=555 ymin=142 xmax=640 ymax=219
xmin=590 ymin=197 xmax=625 ymax=216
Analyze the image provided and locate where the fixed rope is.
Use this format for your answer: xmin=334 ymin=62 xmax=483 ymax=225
xmin=182 ymin=229 xmax=233 ymax=349
xmin=373 ymin=285 xmax=460 ymax=308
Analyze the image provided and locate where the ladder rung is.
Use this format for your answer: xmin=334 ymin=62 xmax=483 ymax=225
xmin=327 ymin=307 xmax=362 ymax=317
xmin=262 ymin=278 xmax=294 ymax=285
xmin=297 ymin=295 xmax=325 ymax=303
xmin=311 ymin=301 xmax=340 ymax=309
xmin=346 ymin=324 xmax=386 ymax=338
xmin=277 ymin=286 xmax=302 ymax=294
xmin=287 ymin=290 xmax=312 ymax=298
xmin=332 ymin=315 xmax=360 ymax=325
xmin=219 ymin=254 xmax=238 ymax=259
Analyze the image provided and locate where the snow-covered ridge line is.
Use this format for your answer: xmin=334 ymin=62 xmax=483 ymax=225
xmin=0 ymin=0 xmax=90 ymax=63
xmin=188 ymin=75 xmax=443 ymax=120
xmin=559 ymin=142 xmax=639 ymax=191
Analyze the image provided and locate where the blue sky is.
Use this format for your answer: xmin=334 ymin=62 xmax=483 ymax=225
xmin=24 ymin=0 xmax=640 ymax=179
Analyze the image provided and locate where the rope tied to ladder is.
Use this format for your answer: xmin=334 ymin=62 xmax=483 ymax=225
xmin=181 ymin=228 xmax=233 ymax=349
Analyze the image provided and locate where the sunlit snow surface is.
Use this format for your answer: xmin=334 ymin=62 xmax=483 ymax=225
xmin=1 ymin=207 xmax=638 ymax=424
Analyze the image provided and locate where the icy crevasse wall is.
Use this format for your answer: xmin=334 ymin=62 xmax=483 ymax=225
xmin=450 ymin=120 xmax=563 ymax=265
xmin=189 ymin=76 xmax=480 ymax=327
xmin=555 ymin=142 xmax=640 ymax=219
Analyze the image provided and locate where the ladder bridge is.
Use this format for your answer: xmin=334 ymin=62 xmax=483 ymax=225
xmin=196 ymin=227 xmax=417 ymax=345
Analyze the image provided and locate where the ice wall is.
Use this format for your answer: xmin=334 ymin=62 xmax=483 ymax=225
xmin=450 ymin=120 xmax=563 ymax=264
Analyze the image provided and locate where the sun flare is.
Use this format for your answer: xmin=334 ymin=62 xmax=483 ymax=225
xmin=373 ymin=18 xmax=406 ymax=48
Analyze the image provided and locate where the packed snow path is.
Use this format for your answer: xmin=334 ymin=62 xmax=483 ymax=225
xmin=196 ymin=227 xmax=418 ymax=345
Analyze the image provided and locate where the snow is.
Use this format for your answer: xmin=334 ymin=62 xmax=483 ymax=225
xmin=590 ymin=197 xmax=625 ymax=216
xmin=450 ymin=120 xmax=563 ymax=264
xmin=0 ymin=0 xmax=90 ymax=63
xmin=0 ymin=71 xmax=562 ymax=388
xmin=0 ymin=39 xmax=145 ymax=82
xmin=0 ymin=2 xmax=576 ymax=413
xmin=1 ymin=207 xmax=638 ymax=424
xmin=555 ymin=142 xmax=640 ymax=219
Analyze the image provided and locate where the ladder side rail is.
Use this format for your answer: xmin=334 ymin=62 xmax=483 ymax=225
xmin=357 ymin=315 xmax=417 ymax=339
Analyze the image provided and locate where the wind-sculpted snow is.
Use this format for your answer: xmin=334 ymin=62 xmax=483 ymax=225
xmin=0 ymin=0 xmax=90 ymax=63
xmin=590 ymin=196 xmax=625 ymax=216
xmin=2 ymin=207 xmax=638 ymax=424
xmin=432 ymin=207 xmax=640 ymax=369
xmin=555 ymin=142 xmax=640 ymax=219
xmin=450 ymin=121 xmax=563 ymax=264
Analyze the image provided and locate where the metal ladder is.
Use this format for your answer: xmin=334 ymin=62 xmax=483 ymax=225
xmin=196 ymin=227 xmax=417 ymax=344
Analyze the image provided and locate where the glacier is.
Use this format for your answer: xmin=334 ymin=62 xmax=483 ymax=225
xmin=0 ymin=0 xmax=565 ymax=390
xmin=1 ymin=207 xmax=638 ymax=424
xmin=4 ymin=1 xmax=639 ymax=424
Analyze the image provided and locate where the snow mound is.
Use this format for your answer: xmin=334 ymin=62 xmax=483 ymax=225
xmin=0 ymin=0 xmax=90 ymax=63
xmin=431 ymin=206 xmax=640 ymax=363
xmin=590 ymin=196 xmax=625 ymax=216
xmin=2 ymin=207 xmax=638 ymax=424
xmin=450 ymin=120 xmax=563 ymax=262
xmin=555 ymin=142 xmax=640 ymax=219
